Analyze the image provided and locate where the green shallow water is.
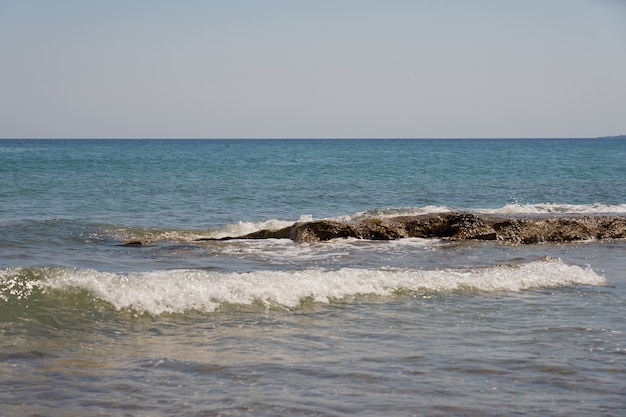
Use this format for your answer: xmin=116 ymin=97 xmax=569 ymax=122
xmin=2 ymin=285 xmax=625 ymax=416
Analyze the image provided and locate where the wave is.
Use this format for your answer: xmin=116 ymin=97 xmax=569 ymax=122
xmin=100 ymin=217 xmax=306 ymax=243
xmin=2 ymin=202 xmax=624 ymax=249
xmin=98 ymin=203 xmax=626 ymax=244
xmin=0 ymin=259 xmax=605 ymax=315
xmin=476 ymin=202 xmax=626 ymax=215
xmin=346 ymin=203 xmax=626 ymax=219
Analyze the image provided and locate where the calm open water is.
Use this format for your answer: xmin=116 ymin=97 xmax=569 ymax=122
xmin=1 ymin=139 xmax=626 ymax=416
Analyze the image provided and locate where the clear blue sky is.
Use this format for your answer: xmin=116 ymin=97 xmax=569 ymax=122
xmin=1 ymin=0 xmax=625 ymax=138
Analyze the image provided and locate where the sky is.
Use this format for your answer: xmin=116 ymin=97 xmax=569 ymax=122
xmin=1 ymin=0 xmax=625 ymax=139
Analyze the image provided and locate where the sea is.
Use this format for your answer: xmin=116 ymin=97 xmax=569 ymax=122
xmin=1 ymin=138 xmax=625 ymax=416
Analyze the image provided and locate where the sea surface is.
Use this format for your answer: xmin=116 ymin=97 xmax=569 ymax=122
xmin=1 ymin=138 xmax=626 ymax=416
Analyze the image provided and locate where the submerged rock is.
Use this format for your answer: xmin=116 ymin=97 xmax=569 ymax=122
xmin=118 ymin=240 xmax=145 ymax=246
xmin=195 ymin=212 xmax=626 ymax=244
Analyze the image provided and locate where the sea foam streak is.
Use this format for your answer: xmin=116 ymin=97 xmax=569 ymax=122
xmin=478 ymin=202 xmax=626 ymax=215
xmin=104 ymin=217 xmax=303 ymax=243
xmin=344 ymin=203 xmax=626 ymax=220
xmin=2 ymin=260 xmax=604 ymax=315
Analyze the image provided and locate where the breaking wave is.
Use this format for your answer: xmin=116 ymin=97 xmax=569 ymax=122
xmin=1 ymin=259 xmax=605 ymax=315
xmin=97 ymin=203 xmax=626 ymax=244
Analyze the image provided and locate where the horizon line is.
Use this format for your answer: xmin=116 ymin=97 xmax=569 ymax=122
xmin=2 ymin=135 xmax=623 ymax=140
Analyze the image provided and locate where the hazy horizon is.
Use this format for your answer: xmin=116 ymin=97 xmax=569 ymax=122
xmin=1 ymin=0 xmax=625 ymax=139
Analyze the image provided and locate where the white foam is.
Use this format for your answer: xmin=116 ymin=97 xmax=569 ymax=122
xmin=207 ymin=218 xmax=296 ymax=239
xmin=102 ymin=227 xmax=208 ymax=243
xmin=324 ymin=203 xmax=626 ymax=223
xmin=105 ymin=204 xmax=625 ymax=243
xmin=346 ymin=203 xmax=626 ymax=220
xmin=477 ymin=203 xmax=626 ymax=215
xmin=0 ymin=268 xmax=36 ymax=302
xmin=31 ymin=259 xmax=605 ymax=315
xmin=216 ymin=237 xmax=439 ymax=261
xmin=103 ymin=217 xmax=299 ymax=243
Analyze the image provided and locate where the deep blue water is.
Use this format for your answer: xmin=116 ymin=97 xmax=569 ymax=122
xmin=1 ymin=139 xmax=626 ymax=416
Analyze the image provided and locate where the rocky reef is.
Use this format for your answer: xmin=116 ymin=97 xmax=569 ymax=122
xmin=197 ymin=212 xmax=626 ymax=244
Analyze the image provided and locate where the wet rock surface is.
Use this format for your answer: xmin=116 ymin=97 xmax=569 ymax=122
xmin=197 ymin=212 xmax=626 ymax=244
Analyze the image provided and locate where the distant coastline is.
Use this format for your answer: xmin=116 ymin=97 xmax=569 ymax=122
xmin=597 ymin=135 xmax=626 ymax=140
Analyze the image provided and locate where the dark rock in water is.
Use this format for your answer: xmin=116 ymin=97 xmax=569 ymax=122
xmin=195 ymin=212 xmax=626 ymax=244
xmin=290 ymin=220 xmax=361 ymax=242
xmin=442 ymin=213 xmax=498 ymax=241
xmin=488 ymin=216 xmax=626 ymax=243
xmin=118 ymin=240 xmax=144 ymax=246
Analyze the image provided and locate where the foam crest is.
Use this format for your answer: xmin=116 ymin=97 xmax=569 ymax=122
xmin=480 ymin=203 xmax=626 ymax=215
xmin=0 ymin=268 xmax=36 ymax=302
xmin=102 ymin=227 xmax=208 ymax=243
xmin=102 ymin=218 xmax=300 ymax=243
xmin=208 ymin=218 xmax=297 ymax=239
xmin=102 ymin=204 xmax=625 ymax=243
xmin=330 ymin=203 xmax=626 ymax=223
xmin=27 ymin=259 xmax=604 ymax=315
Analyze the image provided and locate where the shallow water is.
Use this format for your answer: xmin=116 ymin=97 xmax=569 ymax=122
xmin=2 ymin=282 xmax=625 ymax=416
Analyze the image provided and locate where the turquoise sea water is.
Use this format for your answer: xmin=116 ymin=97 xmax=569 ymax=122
xmin=1 ymin=139 xmax=626 ymax=416
xmin=2 ymin=139 xmax=626 ymax=227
